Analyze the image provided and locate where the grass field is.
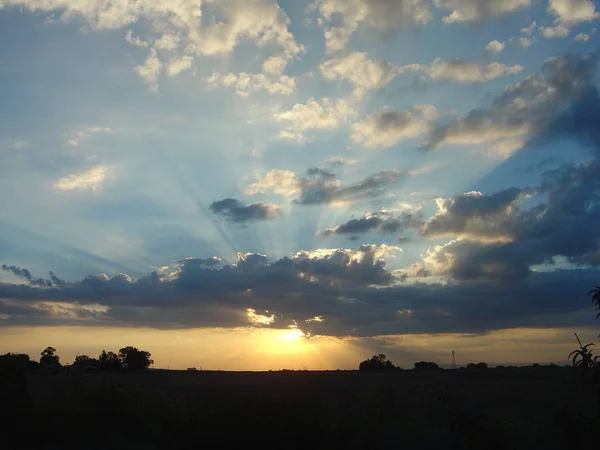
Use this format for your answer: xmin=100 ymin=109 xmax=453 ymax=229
xmin=4 ymin=368 xmax=599 ymax=449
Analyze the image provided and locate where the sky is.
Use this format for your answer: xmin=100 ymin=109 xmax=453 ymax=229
xmin=1 ymin=0 xmax=600 ymax=370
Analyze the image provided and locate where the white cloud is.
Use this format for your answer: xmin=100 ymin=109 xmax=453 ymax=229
xmin=125 ymin=30 xmax=148 ymax=47
xmin=135 ymin=48 xmax=162 ymax=91
xmin=319 ymin=52 xmax=398 ymax=98
xmin=2 ymin=0 xmax=303 ymax=89
xmin=435 ymin=0 xmax=531 ymax=24
xmin=12 ymin=140 xmax=27 ymax=150
xmin=541 ymin=24 xmax=570 ymax=38
xmin=351 ymin=105 xmax=437 ymax=149
xmin=274 ymin=98 xmax=356 ymax=132
xmin=521 ymin=21 xmax=537 ymax=36
xmin=245 ymin=169 xmax=302 ymax=197
xmin=575 ymin=32 xmax=590 ymax=41
xmin=67 ymin=126 xmax=112 ymax=147
xmin=53 ymin=166 xmax=111 ymax=191
xmin=485 ymin=40 xmax=505 ymax=54
xmin=519 ymin=37 xmax=535 ymax=48
xmin=487 ymin=139 xmax=525 ymax=159
xmin=262 ymin=56 xmax=288 ymax=76
xmin=400 ymin=59 xmax=524 ymax=83
xmin=276 ymin=130 xmax=311 ymax=144
xmin=311 ymin=0 xmax=432 ymax=53
xmin=206 ymin=72 xmax=295 ymax=96
xmin=154 ymin=34 xmax=180 ymax=51
xmin=167 ymin=56 xmax=194 ymax=77
xmin=548 ymin=0 xmax=599 ymax=25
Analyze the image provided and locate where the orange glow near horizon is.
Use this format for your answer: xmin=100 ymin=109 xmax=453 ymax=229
xmin=0 ymin=325 xmax=597 ymax=371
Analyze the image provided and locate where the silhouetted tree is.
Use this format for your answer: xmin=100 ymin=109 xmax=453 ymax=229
xmin=588 ymin=285 xmax=600 ymax=319
xmin=40 ymin=346 xmax=60 ymax=366
xmin=358 ymin=354 xmax=395 ymax=371
xmin=467 ymin=362 xmax=488 ymax=369
xmin=118 ymin=346 xmax=153 ymax=370
xmin=413 ymin=361 xmax=440 ymax=371
xmin=98 ymin=350 xmax=120 ymax=371
xmin=73 ymin=354 xmax=99 ymax=367
xmin=0 ymin=353 xmax=31 ymax=373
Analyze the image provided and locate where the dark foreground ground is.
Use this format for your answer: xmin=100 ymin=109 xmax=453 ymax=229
xmin=3 ymin=368 xmax=599 ymax=449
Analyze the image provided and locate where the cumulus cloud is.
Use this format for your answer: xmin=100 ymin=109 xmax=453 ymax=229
xmin=435 ymin=0 xmax=531 ymax=24
xmin=521 ymin=21 xmax=537 ymax=36
xmin=167 ymin=55 xmax=194 ymax=77
xmin=424 ymin=53 xmax=599 ymax=151
xmin=209 ymin=198 xmax=281 ymax=223
xmin=2 ymin=254 xmax=600 ymax=337
xmin=12 ymin=140 xmax=27 ymax=150
xmin=319 ymin=52 xmax=399 ymax=98
xmin=485 ymin=40 xmax=505 ymax=54
xmin=53 ymin=166 xmax=111 ymax=191
xmin=541 ymin=24 xmax=570 ymax=38
xmin=311 ymin=0 xmax=432 ymax=53
xmin=542 ymin=0 xmax=598 ymax=39
xmin=399 ymin=58 xmax=524 ymax=84
xmin=135 ymin=48 xmax=163 ymax=91
xmin=351 ymin=105 xmax=437 ymax=148
xmin=575 ymin=32 xmax=590 ymax=41
xmin=3 ymin=1 xmax=303 ymax=89
xmin=273 ymin=97 xmax=356 ymax=142
xmin=421 ymin=188 xmax=528 ymax=243
xmin=262 ymin=56 xmax=288 ymax=76
xmin=246 ymin=167 xmax=408 ymax=205
xmin=206 ymin=72 xmax=295 ymax=96
xmin=548 ymin=0 xmax=599 ymax=25
xmin=323 ymin=208 xmax=423 ymax=237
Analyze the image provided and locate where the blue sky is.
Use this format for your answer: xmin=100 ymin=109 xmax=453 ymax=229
xmin=1 ymin=0 xmax=600 ymax=369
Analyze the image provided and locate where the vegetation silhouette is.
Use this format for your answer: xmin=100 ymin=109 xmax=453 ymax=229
xmin=358 ymin=354 xmax=397 ymax=371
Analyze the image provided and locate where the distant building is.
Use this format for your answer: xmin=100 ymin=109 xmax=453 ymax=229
xmin=187 ymin=367 xmax=197 ymax=371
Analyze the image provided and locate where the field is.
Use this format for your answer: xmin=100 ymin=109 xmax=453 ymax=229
xmin=4 ymin=368 xmax=600 ymax=449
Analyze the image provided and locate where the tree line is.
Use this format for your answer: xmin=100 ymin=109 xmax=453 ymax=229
xmin=0 ymin=345 xmax=153 ymax=373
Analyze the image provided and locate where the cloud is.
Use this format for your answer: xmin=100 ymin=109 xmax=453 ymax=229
xmin=311 ymin=0 xmax=432 ymax=53
xmin=575 ymin=32 xmax=590 ymax=41
xmin=518 ymin=37 xmax=536 ymax=48
xmin=206 ymin=72 xmax=296 ymax=96
xmin=262 ymin=56 xmax=288 ymax=76
xmin=2 ymin=255 xmax=600 ymax=337
xmin=548 ymin=0 xmax=599 ymax=25
xmin=246 ymin=167 xmax=408 ymax=205
xmin=273 ymin=98 xmax=356 ymax=142
xmin=4 ymin=1 xmax=303 ymax=90
xmin=328 ymin=157 xmax=357 ymax=167
xmin=485 ymin=40 xmax=505 ymax=54
xmin=399 ymin=59 xmax=524 ymax=84
xmin=319 ymin=52 xmax=399 ymax=98
xmin=12 ymin=140 xmax=27 ymax=150
xmin=424 ymin=53 xmax=599 ymax=150
xmin=67 ymin=126 xmax=112 ymax=147
xmin=167 ymin=55 xmax=194 ymax=77
xmin=421 ymin=188 xmax=528 ymax=243
xmin=125 ymin=30 xmax=148 ymax=47
xmin=521 ymin=21 xmax=537 ymax=36
xmin=209 ymin=198 xmax=281 ymax=223
xmin=53 ymin=166 xmax=111 ymax=191
xmin=135 ymin=48 xmax=162 ymax=91
xmin=542 ymin=0 xmax=598 ymax=39
xmin=323 ymin=209 xmax=424 ymax=237
xmin=351 ymin=105 xmax=437 ymax=148
xmin=541 ymin=24 xmax=570 ymax=39
xmin=435 ymin=0 xmax=531 ymax=24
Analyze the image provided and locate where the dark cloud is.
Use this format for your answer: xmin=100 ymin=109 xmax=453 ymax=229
xmin=423 ymin=53 xmax=599 ymax=151
xmin=324 ymin=210 xmax=423 ymax=237
xmin=296 ymin=169 xmax=408 ymax=205
xmin=2 ymin=253 xmax=598 ymax=337
xmin=210 ymin=198 xmax=280 ymax=222
xmin=421 ymin=187 xmax=528 ymax=241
